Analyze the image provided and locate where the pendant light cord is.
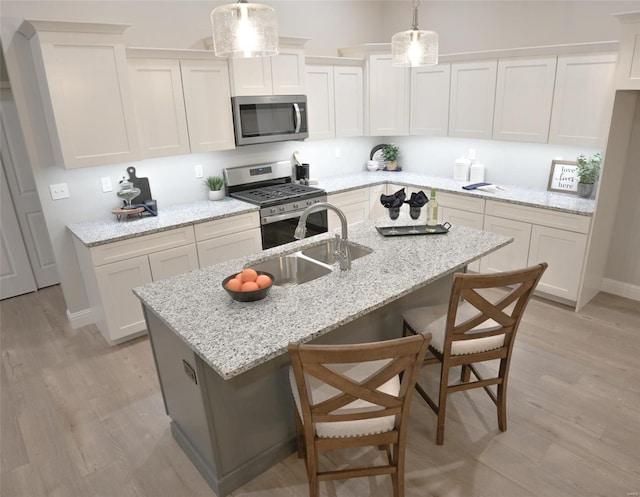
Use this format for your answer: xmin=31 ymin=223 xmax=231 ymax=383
xmin=412 ymin=0 xmax=420 ymax=30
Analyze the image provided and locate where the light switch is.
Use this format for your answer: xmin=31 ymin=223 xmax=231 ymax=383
xmin=194 ymin=164 xmax=204 ymax=178
xmin=101 ymin=177 xmax=113 ymax=192
xmin=335 ymin=147 xmax=341 ymax=159
xmin=49 ymin=183 xmax=70 ymax=200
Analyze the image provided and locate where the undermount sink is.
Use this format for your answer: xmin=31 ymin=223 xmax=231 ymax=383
xmin=250 ymin=255 xmax=332 ymax=288
xmin=302 ymin=239 xmax=374 ymax=265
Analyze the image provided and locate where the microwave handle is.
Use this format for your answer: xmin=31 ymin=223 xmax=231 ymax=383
xmin=293 ymin=103 xmax=301 ymax=133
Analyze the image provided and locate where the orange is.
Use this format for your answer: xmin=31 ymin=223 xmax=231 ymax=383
xmin=241 ymin=281 xmax=259 ymax=292
xmin=240 ymin=268 xmax=258 ymax=282
xmin=235 ymin=272 xmax=243 ymax=281
xmin=255 ymin=274 xmax=272 ymax=289
xmin=226 ymin=278 xmax=243 ymax=292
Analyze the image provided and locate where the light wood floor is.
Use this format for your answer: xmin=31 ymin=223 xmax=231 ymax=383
xmin=1 ymin=285 xmax=639 ymax=497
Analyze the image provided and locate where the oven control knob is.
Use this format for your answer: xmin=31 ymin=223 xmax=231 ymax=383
xmin=306 ymin=200 xmax=313 ymax=206
xmin=270 ymin=208 xmax=276 ymax=214
xmin=293 ymin=203 xmax=299 ymax=209
xmin=278 ymin=206 xmax=285 ymax=212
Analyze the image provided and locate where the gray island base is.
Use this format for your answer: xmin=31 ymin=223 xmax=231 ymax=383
xmin=134 ymin=221 xmax=512 ymax=497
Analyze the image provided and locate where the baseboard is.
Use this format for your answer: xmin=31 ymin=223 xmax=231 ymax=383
xmin=601 ymin=278 xmax=640 ymax=302
xmin=66 ymin=307 xmax=95 ymax=329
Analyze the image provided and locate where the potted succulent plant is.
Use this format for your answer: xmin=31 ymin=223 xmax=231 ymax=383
xmin=576 ymin=153 xmax=601 ymax=198
xmin=382 ymin=144 xmax=400 ymax=171
xmin=204 ymin=175 xmax=225 ymax=201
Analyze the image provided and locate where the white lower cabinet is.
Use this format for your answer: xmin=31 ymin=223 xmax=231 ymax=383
xmin=480 ymin=215 xmax=532 ymax=274
xmin=438 ymin=192 xmax=485 ymax=272
xmin=197 ymin=230 xmax=262 ymax=268
xmin=74 ymin=212 xmax=261 ymax=344
xmin=94 ymin=255 xmax=153 ymax=342
xmin=368 ymin=184 xmax=387 ymax=221
xmin=327 ymin=188 xmax=370 ymax=232
xmin=528 ymin=225 xmax=587 ymax=301
xmin=195 ymin=211 xmax=262 ymax=268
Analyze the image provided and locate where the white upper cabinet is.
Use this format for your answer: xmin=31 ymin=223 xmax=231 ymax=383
xmin=549 ymin=53 xmax=617 ymax=147
xmin=613 ymin=12 xmax=640 ymax=90
xmin=334 ymin=65 xmax=364 ymax=137
xmin=449 ymin=60 xmax=497 ymax=139
xmin=305 ymin=59 xmax=364 ymax=140
xmin=19 ymin=20 xmax=140 ymax=169
xmin=229 ymin=40 xmax=307 ymax=96
xmin=368 ymin=54 xmax=410 ymax=136
xmin=306 ymin=65 xmax=335 ymax=139
xmin=492 ymin=56 xmax=557 ymax=143
xmin=410 ymin=63 xmax=451 ymax=136
xmin=128 ymin=58 xmax=190 ymax=158
xmin=180 ymin=59 xmax=235 ymax=153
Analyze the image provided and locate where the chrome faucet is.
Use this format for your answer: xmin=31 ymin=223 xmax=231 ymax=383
xmin=294 ymin=202 xmax=351 ymax=271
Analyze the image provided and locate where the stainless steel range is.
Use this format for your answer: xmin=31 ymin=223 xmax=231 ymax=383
xmin=224 ymin=161 xmax=328 ymax=249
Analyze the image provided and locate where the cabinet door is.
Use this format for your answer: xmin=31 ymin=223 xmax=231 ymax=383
xmin=129 ymin=58 xmax=190 ymax=158
xmin=271 ymin=49 xmax=306 ymax=95
xmin=334 ymin=65 xmax=364 ymax=137
xmin=197 ymin=228 xmax=262 ymax=268
xmin=549 ymin=53 xmax=617 ymax=147
xmin=480 ymin=215 xmax=532 ymax=274
xmin=369 ymin=184 xmax=387 ymax=221
xmin=528 ymin=225 xmax=587 ymax=301
xmin=180 ymin=60 xmax=235 ymax=153
xmin=148 ymin=244 xmax=199 ymax=281
xmin=449 ymin=60 xmax=497 ymax=139
xmin=229 ymin=57 xmax=273 ymax=96
xmin=306 ymin=65 xmax=335 ymax=140
xmin=410 ymin=63 xmax=450 ymax=136
xmin=94 ymin=255 xmax=152 ymax=343
xmin=369 ymin=54 xmax=410 ymax=136
xmin=493 ymin=56 xmax=557 ymax=143
xmin=327 ymin=188 xmax=370 ymax=231
xmin=614 ymin=14 xmax=640 ymax=89
xmin=31 ymin=31 xmax=139 ymax=168
xmin=441 ymin=207 xmax=483 ymax=272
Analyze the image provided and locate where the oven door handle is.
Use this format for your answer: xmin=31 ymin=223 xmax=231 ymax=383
xmin=262 ymin=209 xmax=322 ymax=225
xmin=293 ymin=103 xmax=301 ymax=133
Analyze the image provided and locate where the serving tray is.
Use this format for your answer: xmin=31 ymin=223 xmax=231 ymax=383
xmin=376 ymin=222 xmax=451 ymax=237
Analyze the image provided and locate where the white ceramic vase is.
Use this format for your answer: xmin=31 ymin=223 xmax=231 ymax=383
xmin=208 ymin=190 xmax=225 ymax=201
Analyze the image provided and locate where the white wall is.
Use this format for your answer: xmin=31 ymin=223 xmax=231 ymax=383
xmin=0 ymin=0 xmax=636 ymax=316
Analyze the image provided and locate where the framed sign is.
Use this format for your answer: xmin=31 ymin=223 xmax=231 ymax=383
xmin=547 ymin=160 xmax=579 ymax=194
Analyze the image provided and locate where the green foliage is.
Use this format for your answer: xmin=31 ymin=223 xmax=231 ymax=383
xmin=576 ymin=153 xmax=602 ymax=184
xmin=382 ymin=143 xmax=400 ymax=162
xmin=203 ymin=175 xmax=225 ymax=191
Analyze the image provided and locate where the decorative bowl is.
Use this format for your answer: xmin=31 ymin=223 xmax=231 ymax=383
xmin=367 ymin=160 xmax=379 ymax=172
xmin=222 ymin=271 xmax=274 ymax=302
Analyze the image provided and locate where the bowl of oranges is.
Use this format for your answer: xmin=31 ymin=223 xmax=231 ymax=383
xmin=222 ymin=268 xmax=274 ymax=302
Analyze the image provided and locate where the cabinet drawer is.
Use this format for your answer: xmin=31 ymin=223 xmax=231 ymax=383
xmin=438 ymin=192 xmax=485 ymax=213
xmin=194 ymin=211 xmax=260 ymax=241
xmin=329 ymin=188 xmax=369 ymax=206
xmin=90 ymin=226 xmax=196 ymax=266
xmin=197 ymin=228 xmax=262 ymax=268
xmin=485 ymin=200 xmax=591 ymax=233
xmin=149 ymin=244 xmax=199 ymax=281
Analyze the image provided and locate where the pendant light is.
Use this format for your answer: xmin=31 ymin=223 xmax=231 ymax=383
xmin=211 ymin=0 xmax=279 ymax=58
xmin=391 ymin=0 xmax=438 ymax=67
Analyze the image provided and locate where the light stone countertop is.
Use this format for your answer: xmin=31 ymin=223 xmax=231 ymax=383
xmin=133 ymin=220 xmax=512 ymax=380
xmin=68 ymin=171 xmax=594 ymax=248
xmin=67 ymin=198 xmax=258 ymax=247
xmin=317 ymin=171 xmax=596 ymax=215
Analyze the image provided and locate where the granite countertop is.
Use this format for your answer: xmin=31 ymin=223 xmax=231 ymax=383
xmin=316 ymin=171 xmax=596 ymax=216
xmin=133 ymin=220 xmax=511 ymax=380
xmin=67 ymin=198 xmax=258 ymax=247
xmin=68 ymin=171 xmax=594 ymax=248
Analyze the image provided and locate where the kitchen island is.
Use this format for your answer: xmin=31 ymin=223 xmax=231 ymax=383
xmin=133 ymin=220 xmax=511 ymax=497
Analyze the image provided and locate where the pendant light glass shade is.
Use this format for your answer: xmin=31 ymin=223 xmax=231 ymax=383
xmin=211 ymin=1 xmax=279 ymax=58
xmin=392 ymin=1 xmax=438 ymax=67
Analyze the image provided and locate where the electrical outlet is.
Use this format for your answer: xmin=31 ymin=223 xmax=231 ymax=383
xmin=101 ymin=177 xmax=113 ymax=192
xmin=194 ymin=164 xmax=204 ymax=178
xmin=49 ymin=183 xmax=70 ymax=200
xmin=335 ymin=147 xmax=341 ymax=159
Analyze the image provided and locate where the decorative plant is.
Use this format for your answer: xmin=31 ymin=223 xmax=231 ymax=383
xmin=382 ymin=144 xmax=400 ymax=163
xmin=203 ymin=175 xmax=225 ymax=191
xmin=576 ymin=153 xmax=602 ymax=184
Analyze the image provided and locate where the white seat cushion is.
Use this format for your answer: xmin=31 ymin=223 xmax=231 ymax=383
xmin=289 ymin=359 xmax=399 ymax=439
xmin=403 ymin=302 xmax=504 ymax=356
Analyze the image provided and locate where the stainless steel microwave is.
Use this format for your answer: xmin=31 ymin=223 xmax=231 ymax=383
xmin=231 ymin=95 xmax=308 ymax=146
